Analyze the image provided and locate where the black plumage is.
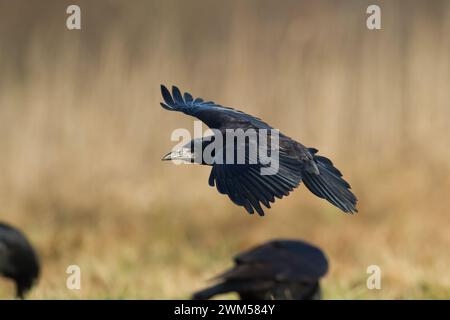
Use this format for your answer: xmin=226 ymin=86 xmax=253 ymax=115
xmin=161 ymin=85 xmax=357 ymax=216
xmin=0 ymin=222 xmax=40 ymax=299
xmin=192 ymin=239 xmax=328 ymax=300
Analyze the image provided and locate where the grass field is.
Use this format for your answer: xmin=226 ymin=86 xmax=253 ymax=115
xmin=0 ymin=0 xmax=450 ymax=299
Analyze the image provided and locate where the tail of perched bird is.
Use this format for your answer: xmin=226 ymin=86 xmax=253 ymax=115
xmin=192 ymin=282 xmax=233 ymax=300
xmin=192 ymin=279 xmax=272 ymax=300
xmin=302 ymin=148 xmax=358 ymax=213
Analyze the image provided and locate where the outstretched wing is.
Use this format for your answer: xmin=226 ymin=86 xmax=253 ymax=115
xmin=160 ymin=85 xmax=272 ymax=130
xmin=208 ymin=150 xmax=303 ymax=216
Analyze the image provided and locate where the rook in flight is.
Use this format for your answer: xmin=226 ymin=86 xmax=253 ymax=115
xmin=161 ymin=85 xmax=357 ymax=216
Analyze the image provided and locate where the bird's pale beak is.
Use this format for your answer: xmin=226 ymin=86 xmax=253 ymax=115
xmin=161 ymin=151 xmax=174 ymax=161
xmin=161 ymin=148 xmax=195 ymax=163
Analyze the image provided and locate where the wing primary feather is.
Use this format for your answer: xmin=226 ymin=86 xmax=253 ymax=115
xmin=244 ymin=170 xmax=274 ymax=207
xmin=237 ymin=175 xmax=265 ymax=216
xmin=171 ymin=86 xmax=184 ymax=105
xmin=160 ymin=85 xmax=175 ymax=106
xmin=184 ymin=92 xmax=193 ymax=103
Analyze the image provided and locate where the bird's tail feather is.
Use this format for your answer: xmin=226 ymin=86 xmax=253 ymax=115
xmin=192 ymin=282 xmax=234 ymax=300
xmin=192 ymin=280 xmax=265 ymax=300
xmin=302 ymin=149 xmax=358 ymax=213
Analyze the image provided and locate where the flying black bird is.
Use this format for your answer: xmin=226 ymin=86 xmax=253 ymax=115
xmin=160 ymin=85 xmax=357 ymax=216
xmin=192 ymin=239 xmax=328 ymax=300
xmin=0 ymin=222 xmax=40 ymax=299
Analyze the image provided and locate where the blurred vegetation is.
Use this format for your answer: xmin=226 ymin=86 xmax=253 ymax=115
xmin=0 ymin=0 xmax=449 ymax=299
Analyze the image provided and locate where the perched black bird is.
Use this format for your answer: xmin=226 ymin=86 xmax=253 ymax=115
xmin=0 ymin=222 xmax=40 ymax=299
xmin=192 ymin=239 xmax=328 ymax=300
xmin=161 ymin=85 xmax=357 ymax=216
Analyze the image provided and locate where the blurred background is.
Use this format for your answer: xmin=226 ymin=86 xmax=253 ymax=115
xmin=0 ymin=0 xmax=449 ymax=299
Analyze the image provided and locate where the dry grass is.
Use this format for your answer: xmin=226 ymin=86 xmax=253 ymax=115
xmin=0 ymin=0 xmax=449 ymax=299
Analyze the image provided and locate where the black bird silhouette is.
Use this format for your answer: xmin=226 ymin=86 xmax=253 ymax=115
xmin=192 ymin=239 xmax=328 ymax=300
xmin=0 ymin=222 xmax=40 ymax=299
xmin=161 ymin=85 xmax=357 ymax=216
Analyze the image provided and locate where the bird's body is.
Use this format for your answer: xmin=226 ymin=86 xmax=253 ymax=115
xmin=0 ymin=222 xmax=40 ymax=298
xmin=192 ymin=239 xmax=328 ymax=300
xmin=161 ymin=85 xmax=357 ymax=216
